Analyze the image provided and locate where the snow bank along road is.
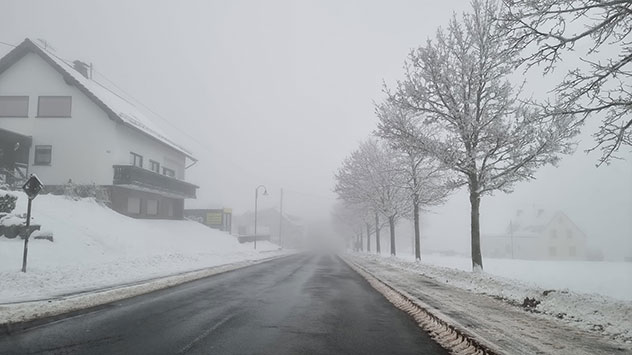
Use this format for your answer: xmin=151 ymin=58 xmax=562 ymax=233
xmin=347 ymin=255 xmax=631 ymax=355
xmin=0 ymin=253 xmax=449 ymax=355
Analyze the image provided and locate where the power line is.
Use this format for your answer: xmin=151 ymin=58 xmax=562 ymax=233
xmin=0 ymin=41 xmax=16 ymax=48
xmin=88 ymin=67 xmax=271 ymax=181
xmin=31 ymin=42 xmax=264 ymax=182
xmin=18 ymin=41 xmax=334 ymax=200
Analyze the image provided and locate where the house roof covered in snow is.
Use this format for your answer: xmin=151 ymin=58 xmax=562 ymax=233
xmin=0 ymin=38 xmax=196 ymax=161
xmin=507 ymin=208 xmax=560 ymax=236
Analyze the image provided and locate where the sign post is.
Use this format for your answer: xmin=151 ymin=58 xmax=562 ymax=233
xmin=21 ymin=175 xmax=43 ymax=273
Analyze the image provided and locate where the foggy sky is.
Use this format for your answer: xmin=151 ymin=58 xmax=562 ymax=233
xmin=1 ymin=0 xmax=630 ymax=258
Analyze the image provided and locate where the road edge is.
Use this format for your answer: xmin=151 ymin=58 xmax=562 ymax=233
xmin=0 ymin=253 xmax=296 ymax=335
xmin=342 ymin=255 xmax=502 ymax=355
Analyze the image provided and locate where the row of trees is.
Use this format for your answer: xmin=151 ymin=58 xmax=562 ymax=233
xmin=333 ymin=139 xmax=447 ymax=260
xmin=334 ymin=0 xmax=629 ymax=271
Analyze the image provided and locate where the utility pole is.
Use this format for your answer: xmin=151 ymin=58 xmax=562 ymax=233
xmin=375 ymin=212 xmax=381 ymax=254
xmin=510 ymin=220 xmax=515 ymax=259
xmin=278 ymin=188 xmax=283 ymax=248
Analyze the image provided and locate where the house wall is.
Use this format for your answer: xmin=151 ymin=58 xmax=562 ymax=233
xmin=0 ymin=52 xmax=118 ymax=185
xmin=0 ymin=51 xmax=188 ymax=186
xmin=109 ymin=186 xmax=184 ymax=219
xmin=540 ymin=213 xmax=587 ymax=260
xmin=114 ymin=124 xmax=186 ymax=180
xmin=482 ymin=235 xmax=541 ymax=260
xmin=483 ymin=212 xmax=588 ymax=260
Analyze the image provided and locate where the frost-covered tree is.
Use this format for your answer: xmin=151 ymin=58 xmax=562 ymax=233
xmin=376 ymin=103 xmax=451 ymax=261
xmin=334 ymin=139 xmax=410 ymax=256
xmin=502 ymin=0 xmax=632 ymax=165
xmin=331 ymin=201 xmax=368 ymax=251
xmin=386 ymin=0 xmax=578 ymax=271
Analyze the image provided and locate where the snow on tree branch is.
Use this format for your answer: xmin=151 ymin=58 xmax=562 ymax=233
xmin=381 ymin=0 xmax=579 ymax=270
xmin=501 ymin=0 xmax=632 ymax=165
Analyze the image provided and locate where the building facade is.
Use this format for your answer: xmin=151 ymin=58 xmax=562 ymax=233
xmin=482 ymin=208 xmax=588 ymax=260
xmin=0 ymin=39 xmax=197 ymax=219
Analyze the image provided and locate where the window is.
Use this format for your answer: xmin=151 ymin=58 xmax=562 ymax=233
xmin=566 ymin=229 xmax=573 ymax=239
xmin=130 ymin=152 xmax=143 ymax=168
xmin=127 ymin=197 xmax=141 ymax=214
xmin=569 ymin=246 xmax=576 ymax=257
xmin=162 ymin=167 xmax=175 ymax=178
xmin=149 ymin=160 xmax=160 ymax=173
xmin=147 ymin=199 xmax=158 ymax=215
xmin=0 ymin=96 xmax=29 ymax=117
xmin=549 ymin=246 xmax=557 ymax=257
xmin=37 ymin=96 xmax=72 ymax=117
xmin=34 ymin=145 xmax=52 ymax=165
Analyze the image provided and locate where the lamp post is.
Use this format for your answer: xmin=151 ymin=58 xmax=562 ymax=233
xmin=254 ymin=184 xmax=268 ymax=249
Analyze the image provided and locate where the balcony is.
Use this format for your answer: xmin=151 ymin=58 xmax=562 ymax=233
xmin=113 ymin=165 xmax=198 ymax=199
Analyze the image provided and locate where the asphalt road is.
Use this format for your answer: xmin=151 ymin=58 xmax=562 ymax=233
xmin=0 ymin=254 xmax=449 ymax=355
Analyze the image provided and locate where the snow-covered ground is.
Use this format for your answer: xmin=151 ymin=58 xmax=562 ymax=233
xmin=395 ymin=252 xmax=632 ymax=301
xmin=0 ymin=189 xmax=290 ymax=304
xmin=354 ymin=252 xmax=632 ymax=346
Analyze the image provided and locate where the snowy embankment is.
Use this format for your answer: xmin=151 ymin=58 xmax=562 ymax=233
xmin=354 ymin=252 xmax=632 ymax=346
xmin=397 ymin=252 xmax=632 ymax=301
xmin=0 ymin=190 xmax=290 ymax=306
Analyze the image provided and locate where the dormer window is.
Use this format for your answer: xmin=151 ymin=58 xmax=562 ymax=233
xmin=0 ymin=96 xmax=29 ymax=117
xmin=37 ymin=96 xmax=72 ymax=117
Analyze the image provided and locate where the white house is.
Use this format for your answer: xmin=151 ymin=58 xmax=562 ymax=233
xmin=482 ymin=208 xmax=588 ymax=260
xmin=0 ymin=38 xmax=198 ymax=219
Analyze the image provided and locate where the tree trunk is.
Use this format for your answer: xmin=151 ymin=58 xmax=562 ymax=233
xmin=375 ymin=212 xmax=381 ymax=254
xmin=469 ymin=186 xmax=483 ymax=271
xmin=360 ymin=230 xmax=364 ymax=252
xmin=366 ymin=223 xmax=371 ymax=252
xmin=413 ymin=199 xmax=421 ymax=261
xmin=389 ymin=215 xmax=396 ymax=256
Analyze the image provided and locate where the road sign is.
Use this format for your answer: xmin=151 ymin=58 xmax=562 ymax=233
xmin=22 ymin=175 xmax=44 ymax=200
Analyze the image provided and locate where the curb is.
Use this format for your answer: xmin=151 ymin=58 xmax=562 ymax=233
xmin=342 ymin=256 xmax=502 ymax=355
xmin=0 ymin=253 xmax=295 ymax=335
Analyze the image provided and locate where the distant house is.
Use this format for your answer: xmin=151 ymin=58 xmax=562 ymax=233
xmin=185 ymin=208 xmax=233 ymax=232
xmin=233 ymin=208 xmax=305 ymax=248
xmin=0 ymin=38 xmax=198 ymax=219
xmin=482 ymin=208 xmax=587 ymax=260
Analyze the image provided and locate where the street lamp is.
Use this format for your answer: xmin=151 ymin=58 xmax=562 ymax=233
xmin=254 ymin=184 xmax=268 ymax=249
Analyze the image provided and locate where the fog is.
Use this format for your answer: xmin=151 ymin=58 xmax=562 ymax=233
xmin=1 ymin=0 xmax=630 ymax=259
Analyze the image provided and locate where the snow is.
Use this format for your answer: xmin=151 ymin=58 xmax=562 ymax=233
xmin=351 ymin=252 xmax=632 ymax=348
xmin=28 ymin=39 xmax=194 ymax=159
xmin=0 ymin=214 xmax=23 ymax=227
xmin=397 ymin=252 xmax=632 ymax=301
xmin=0 ymin=189 xmax=291 ymax=307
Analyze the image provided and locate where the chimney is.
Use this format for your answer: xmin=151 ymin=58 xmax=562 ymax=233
xmin=73 ymin=60 xmax=90 ymax=79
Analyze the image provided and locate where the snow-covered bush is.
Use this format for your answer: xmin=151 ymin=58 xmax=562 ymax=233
xmin=63 ymin=181 xmax=110 ymax=204
xmin=0 ymin=193 xmax=17 ymax=213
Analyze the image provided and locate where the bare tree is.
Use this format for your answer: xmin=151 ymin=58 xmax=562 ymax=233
xmin=376 ymin=103 xmax=450 ymax=261
xmin=502 ymin=0 xmax=632 ymax=165
xmin=334 ymin=139 xmax=410 ymax=256
xmin=385 ymin=0 xmax=578 ymax=271
xmin=331 ymin=201 xmax=369 ymax=251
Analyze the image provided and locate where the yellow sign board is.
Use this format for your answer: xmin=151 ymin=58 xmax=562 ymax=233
xmin=206 ymin=212 xmax=223 ymax=225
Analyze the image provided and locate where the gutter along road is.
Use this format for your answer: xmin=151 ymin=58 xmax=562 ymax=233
xmin=0 ymin=254 xmax=448 ymax=355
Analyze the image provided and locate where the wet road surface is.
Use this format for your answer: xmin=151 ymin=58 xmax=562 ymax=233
xmin=0 ymin=254 xmax=448 ymax=354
